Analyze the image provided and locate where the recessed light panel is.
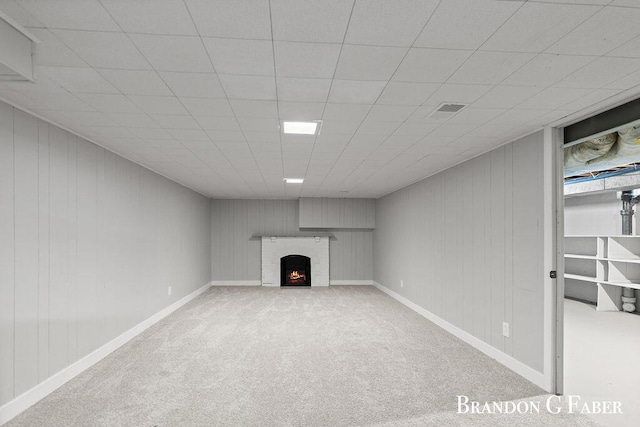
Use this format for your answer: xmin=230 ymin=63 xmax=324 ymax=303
xmin=283 ymin=121 xmax=320 ymax=135
xmin=284 ymin=178 xmax=304 ymax=184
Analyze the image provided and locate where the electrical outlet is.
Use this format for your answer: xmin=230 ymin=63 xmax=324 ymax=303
xmin=400 ymin=279 xmax=404 ymax=288
xmin=502 ymin=322 xmax=510 ymax=337
xmin=168 ymin=286 xmax=172 ymax=296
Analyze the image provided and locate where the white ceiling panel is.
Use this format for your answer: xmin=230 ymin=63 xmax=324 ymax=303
xmin=328 ymin=80 xmax=386 ymax=104
xmin=473 ymin=86 xmax=541 ymax=109
xmin=270 ymin=0 xmax=354 ymax=43
xmin=393 ymin=48 xmax=472 ymax=83
xmin=19 ymin=0 xmax=119 ymax=31
xmin=158 ymin=72 xmax=225 ymax=98
xmin=129 ymin=95 xmax=188 ymax=115
xmin=376 ymin=82 xmax=440 ymax=106
xmin=54 ymin=30 xmax=151 ymax=70
xmin=608 ymin=35 xmax=640 ymax=58
xmin=278 ymin=102 xmax=325 ymax=121
xmin=101 ymin=0 xmax=197 ymax=35
xmin=273 ymin=42 xmax=341 ymax=79
xmin=366 ymin=105 xmax=416 ymax=122
xmin=449 ymin=51 xmax=535 ymax=85
xmin=277 ymin=77 xmax=332 ymax=102
xmin=345 ymin=0 xmax=438 ymax=47
xmin=415 ymin=0 xmax=520 ymax=50
xmin=194 ymin=116 xmax=239 ymax=131
xmin=107 ymin=113 xmax=159 ymax=128
xmin=76 ymin=93 xmax=142 ymax=113
xmin=151 ymin=114 xmax=200 ymax=129
xmin=322 ymin=103 xmax=370 ymax=122
xmin=424 ymin=84 xmax=493 ymax=107
xmin=547 ymin=6 xmax=640 ymax=56
xmin=230 ymin=100 xmax=279 ymax=119
xmin=39 ymin=66 xmax=118 ymax=94
xmin=335 ymin=45 xmax=407 ymax=81
xmin=185 ymin=0 xmax=272 ymax=40
xmin=130 ymin=34 xmax=212 ymax=72
xmin=513 ymin=86 xmax=594 ymax=110
xmin=501 ymin=54 xmax=596 ymax=88
xmin=99 ymin=69 xmax=172 ymax=96
xmin=219 ymin=75 xmax=277 ymax=100
xmin=179 ymin=97 xmax=234 ymax=116
xmin=204 ymin=38 xmax=274 ymax=76
xmin=555 ymin=57 xmax=640 ymax=89
xmin=481 ymin=2 xmax=600 ymax=53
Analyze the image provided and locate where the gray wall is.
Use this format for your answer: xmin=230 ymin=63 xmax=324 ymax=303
xmin=0 ymin=101 xmax=211 ymax=407
xmin=211 ymin=199 xmax=373 ymax=282
xmin=374 ymin=131 xmax=545 ymax=373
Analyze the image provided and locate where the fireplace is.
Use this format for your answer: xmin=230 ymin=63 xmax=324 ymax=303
xmin=281 ymin=255 xmax=311 ymax=286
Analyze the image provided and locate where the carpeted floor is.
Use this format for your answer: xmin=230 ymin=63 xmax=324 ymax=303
xmin=8 ymin=286 xmax=596 ymax=426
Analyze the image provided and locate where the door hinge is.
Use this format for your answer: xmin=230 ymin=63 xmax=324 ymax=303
xmin=550 ymin=270 xmax=557 ymax=279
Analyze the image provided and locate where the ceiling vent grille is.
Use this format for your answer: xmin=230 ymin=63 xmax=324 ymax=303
xmin=427 ymin=103 xmax=467 ymax=119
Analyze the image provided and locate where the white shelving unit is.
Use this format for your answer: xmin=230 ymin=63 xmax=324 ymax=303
xmin=565 ymin=235 xmax=640 ymax=311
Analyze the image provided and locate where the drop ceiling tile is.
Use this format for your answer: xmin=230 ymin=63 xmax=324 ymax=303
xmin=322 ymin=103 xmax=371 ymax=122
xmin=277 ymin=77 xmax=332 ymax=102
xmin=356 ymin=120 xmax=400 ymax=135
xmin=501 ymin=54 xmax=596 ymax=87
xmin=128 ymin=95 xmax=188 ymax=115
xmin=547 ymin=7 xmax=640 ymax=56
xmin=415 ymin=0 xmax=520 ymax=50
xmin=106 ymin=113 xmax=159 ymax=128
xmin=315 ymin=133 xmax=353 ymax=145
xmin=62 ymin=111 xmax=116 ymax=127
xmin=185 ymin=0 xmax=272 ymax=39
xmin=179 ymin=97 xmax=234 ymax=116
xmin=281 ymin=134 xmax=315 ymax=145
xmin=393 ymin=122 xmax=438 ymax=136
xmin=229 ymin=100 xmax=278 ymax=118
xmin=53 ymin=30 xmax=151 ymax=70
xmin=320 ymin=120 xmax=360 ymax=134
xmin=82 ymin=126 xmax=133 ymax=139
xmin=167 ymin=129 xmax=210 ymax=141
xmin=278 ymin=102 xmax=325 ymax=121
xmin=151 ymin=114 xmax=201 ymax=129
xmin=158 ymin=72 xmax=225 ymax=98
xmin=555 ymin=57 xmax=640 ymax=89
xmin=516 ymin=87 xmax=593 ymax=110
xmin=605 ymin=69 xmax=640 ymax=91
xmin=328 ymin=80 xmax=386 ymax=104
xmin=28 ymin=28 xmax=86 ymax=67
xmin=76 ymin=93 xmax=142 ymax=113
xmin=335 ymin=45 xmax=407 ymax=81
xmin=559 ymin=88 xmax=621 ymax=112
xmin=449 ymin=51 xmax=535 ymax=85
xmin=366 ymin=105 xmax=416 ymax=122
xmin=345 ymin=0 xmax=439 ymax=47
xmin=608 ymin=35 xmax=640 ymax=58
xmin=424 ymin=83 xmax=493 ymax=108
xmin=219 ymin=75 xmax=277 ymax=100
xmin=130 ymin=34 xmax=212 ymax=72
xmin=19 ymin=0 xmax=119 ymax=31
xmin=274 ymin=41 xmax=342 ymax=78
xmin=473 ymin=86 xmax=541 ymax=109
xmin=445 ymin=108 xmax=506 ymax=125
xmin=244 ymin=131 xmax=280 ymax=143
xmin=393 ymin=48 xmax=472 ymax=83
xmin=101 ymin=0 xmax=197 ymax=35
xmin=98 ymin=69 xmax=172 ymax=96
xmin=39 ymin=66 xmax=118 ymax=94
xmin=271 ymin=0 xmax=353 ymax=43
xmin=481 ymin=2 xmax=600 ymax=53
xmin=132 ymin=127 xmax=174 ymax=139
xmin=203 ymin=38 xmax=274 ymax=76
xmin=376 ymin=82 xmax=440 ymax=106
xmin=237 ymin=118 xmax=280 ymax=132
xmin=206 ymin=130 xmax=246 ymax=142
xmin=194 ymin=116 xmax=241 ymax=131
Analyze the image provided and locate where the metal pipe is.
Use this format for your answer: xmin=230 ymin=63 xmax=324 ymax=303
xmin=620 ymin=190 xmax=639 ymax=311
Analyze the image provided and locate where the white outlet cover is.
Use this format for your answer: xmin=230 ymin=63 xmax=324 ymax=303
xmin=502 ymin=322 xmax=509 ymax=337
xmin=168 ymin=286 xmax=172 ymax=296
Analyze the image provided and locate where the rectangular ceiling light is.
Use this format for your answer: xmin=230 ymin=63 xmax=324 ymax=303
xmin=283 ymin=121 xmax=320 ymax=135
xmin=284 ymin=178 xmax=304 ymax=184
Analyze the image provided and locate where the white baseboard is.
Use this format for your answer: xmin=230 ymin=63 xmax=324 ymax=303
xmin=330 ymin=280 xmax=373 ymax=286
xmin=211 ymin=280 xmax=261 ymax=286
xmin=372 ymin=281 xmax=546 ymax=390
xmin=0 ymin=281 xmax=212 ymax=426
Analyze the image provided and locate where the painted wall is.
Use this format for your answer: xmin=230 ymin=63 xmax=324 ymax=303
xmin=374 ymin=132 xmax=545 ymax=373
xmin=0 ymin=102 xmax=211 ymax=407
xmin=211 ymin=199 xmax=373 ymax=282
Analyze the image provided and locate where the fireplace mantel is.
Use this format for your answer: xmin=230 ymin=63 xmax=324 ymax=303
xmin=261 ymin=236 xmax=329 ymax=287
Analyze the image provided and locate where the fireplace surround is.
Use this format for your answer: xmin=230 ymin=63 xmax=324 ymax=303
xmin=261 ymin=236 xmax=329 ymax=287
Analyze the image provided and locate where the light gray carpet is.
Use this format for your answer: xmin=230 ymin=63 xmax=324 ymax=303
xmin=8 ymin=286 xmax=596 ymax=426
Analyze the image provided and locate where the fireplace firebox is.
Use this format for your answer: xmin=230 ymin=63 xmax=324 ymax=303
xmin=280 ymin=255 xmax=311 ymax=286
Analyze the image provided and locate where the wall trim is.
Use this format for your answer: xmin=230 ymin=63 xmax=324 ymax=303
xmin=0 ymin=282 xmax=212 ymax=426
xmin=330 ymin=280 xmax=373 ymax=286
xmin=372 ymin=281 xmax=547 ymax=390
xmin=211 ymin=280 xmax=261 ymax=286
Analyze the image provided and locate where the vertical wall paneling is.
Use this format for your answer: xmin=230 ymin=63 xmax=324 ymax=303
xmin=13 ymin=109 xmax=40 ymax=396
xmin=0 ymin=100 xmax=212 ymax=411
xmin=0 ymin=102 xmax=15 ymax=405
xmin=37 ymin=119 xmax=50 ymax=382
xmin=298 ymin=198 xmax=375 ymax=229
xmin=374 ymin=131 xmax=546 ymax=373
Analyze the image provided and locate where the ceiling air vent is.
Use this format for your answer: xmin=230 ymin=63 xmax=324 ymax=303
xmin=427 ymin=103 xmax=467 ymax=120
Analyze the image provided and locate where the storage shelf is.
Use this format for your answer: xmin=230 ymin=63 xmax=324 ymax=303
xmin=565 ymin=254 xmax=600 ymax=260
xmin=600 ymin=281 xmax=640 ymax=290
xmin=565 ymin=273 xmax=598 ymax=283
